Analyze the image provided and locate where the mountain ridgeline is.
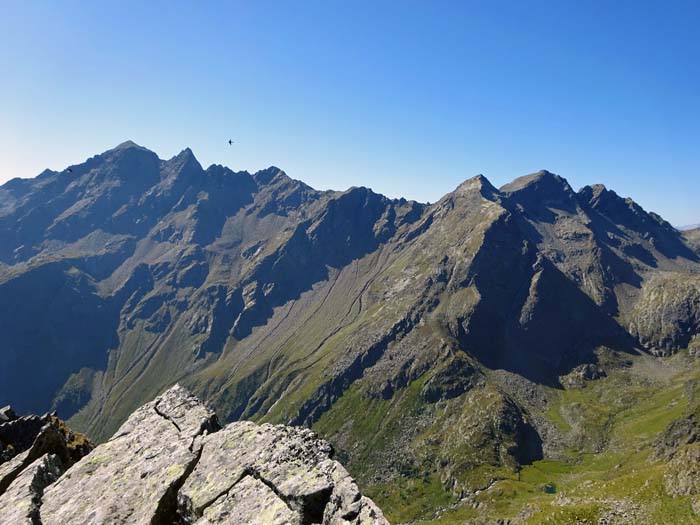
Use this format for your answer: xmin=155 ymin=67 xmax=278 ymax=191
xmin=2 ymin=142 xmax=700 ymax=522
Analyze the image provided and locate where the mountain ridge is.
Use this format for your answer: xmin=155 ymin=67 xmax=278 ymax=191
xmin=2 ymin=141 xmax=700 ymax=523
xmin=1 ymin=140 xmax=695 ymax=422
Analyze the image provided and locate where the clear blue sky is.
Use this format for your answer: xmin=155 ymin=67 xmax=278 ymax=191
xmin=1 ymin=1 xmax=699 ymax=225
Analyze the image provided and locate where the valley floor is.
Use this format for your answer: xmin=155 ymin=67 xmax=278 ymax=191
xmin=359 ymin=351 xmax=700 ymax=524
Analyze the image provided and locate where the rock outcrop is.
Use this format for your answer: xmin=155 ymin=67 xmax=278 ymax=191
xmin=0 ymin=386 xmax=388 ymax=525
xmin=0 ymin=407 xmax=93 ymax=524
xmin=664 ymin=443 xmax=700 ymax=515
xmin=628 ymin=273 xmax=700 ymax=355
xmin=0 ymin=454 xmax=63 ymax=524
xmin=655 ymin=410 xmax=700 ymax=460
xmin=684 ymin=228 xmax=700 ymax=256
xmin=179 ymin=421 xmax=385 ymax=525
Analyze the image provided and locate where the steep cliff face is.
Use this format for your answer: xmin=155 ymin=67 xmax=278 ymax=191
xmin=0 ymin=386 xmax=388 ymax=525
xmin=628 ymin=274 xmax=700 ymax=353
xmin=684 ymin=227 xmax=700 ymax=256
xmin=2 ymin=144 xmax=700 ymax=522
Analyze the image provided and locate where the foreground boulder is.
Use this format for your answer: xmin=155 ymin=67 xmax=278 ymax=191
xmin=179 ymin=421 xmax=385 ymax=524
xmin=0 ymin=408 xmax=93 ymax=524
xmin=41 ymin=385 xmax=219 ymax=525
xmin=0 ymin=453 xmax=63 ymax=524
xmin=1 ymin=385 xmax=388 ymax=524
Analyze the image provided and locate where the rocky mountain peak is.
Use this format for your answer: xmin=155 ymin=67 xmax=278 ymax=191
xmin=63 ymin=141 xmax=162 ymax=194
xmin=499 ymin=169 xmax=578 ymax=212
xmin=0 ymin=404 xmax=93 ymax=524
xmin=253 ymin=166 xmax=286 ymax=186
xmin=453 ymin=174 xmax=499 ymax=199
xmin=100 ymin=140 xmax=160 ymax=171
xmin=112 ymin=140 xmax=148 ymax=152
xmin=577 ymin=183 xmax=620 ymax=209
xmin=164 ymin=147 xmax=203 ymax=174
xmin=577 ymin=182 xmax=606 ymax=201
xmin=500 ymin=169 xmax=570 ymax=193
xmin=578 ymin=182 xmax=680 ymax=239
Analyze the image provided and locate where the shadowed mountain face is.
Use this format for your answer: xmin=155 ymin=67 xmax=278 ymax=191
xmin=2 ymin=145 xmax=700 ymax=519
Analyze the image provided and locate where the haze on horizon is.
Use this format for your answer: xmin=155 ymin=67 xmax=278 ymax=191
xmin=1 ymin=1 xmax=699 ymax=225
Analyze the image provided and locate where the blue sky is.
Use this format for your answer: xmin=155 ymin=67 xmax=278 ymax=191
xmin=1 ymin=1 xmax=699 ymax=225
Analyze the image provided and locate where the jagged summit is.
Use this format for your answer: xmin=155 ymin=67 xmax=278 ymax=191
xmin=101 ymin=141 xmax=160 ymax=166
xmin=252 ymin=165 xmax=286 ymax=185
xmin=111 ymin=139 xmax=148 ymax=151
xmin=577 ymin=182 xmax=606 ymax=200
xmin=501 ymin=169 xmax=575 ymax=201
xmin=500 ymin=169 xmax=572 ymax=194
xmin=163 ymin=146 xmax=203 ymax=174
xmin=578 ymin=182 xmax=679 ymax=235
xmin=451 ymin=173 xmax=499 ymax=199
xmin=498 ymin=169 xmax=579 ymax=216
xmin=578 ymin=183 xmax=626 ymax=207
xmin=171 ymin=146 xmax=197 ymax=159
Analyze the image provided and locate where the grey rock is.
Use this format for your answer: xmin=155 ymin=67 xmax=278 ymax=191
xmin=0 ymin=453 xmax=63 ymax=524
xmin=655 ymin=411 xmax=700 ymax=460
xmin=180 ymin=419 xmax=387 ymax=524
xmin=628 ymin=274 xmax=700 ymax=354
xmin=41 ymin=386 xmax=218 ymax=525
xmin=0 ymin=414 xmax=51 ymax=463
xmin=560 ymin=363 xmax=606 ymax=389
xmin=323 ymin=461 xmax=388 ymax=525
xmin=119 ymin=383 xmax=220 ymax=443
xmin=180 ymin=422 xmax=332 ymax=517
xmin=194 ymin=475 xmax=297 ymax=525
xmin=0 ymin=405 xmax=16 ymax=423
xmin=37 ymin=385 xmax=387 ymax=525
xmin=664 ymin=443 xmax=700 ymax=499
xmin=0 ymin=448 xmax=32 ymax=495
xmin=0 ymin=419 xmax=76 ymax=495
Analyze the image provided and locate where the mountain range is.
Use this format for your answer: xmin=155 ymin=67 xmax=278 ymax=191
xmin=2 ymin=142 xmax=700 ymax=523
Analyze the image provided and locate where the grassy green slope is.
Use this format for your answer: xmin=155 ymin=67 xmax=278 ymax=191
xmin=323 ymin=350 xmax=700 ymax=524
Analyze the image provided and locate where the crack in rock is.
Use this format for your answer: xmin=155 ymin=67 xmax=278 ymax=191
xmin=192 ymin=470 xmax=249 ymax=516
xmin=17 ymin=454 xmax=64 ymax=525
xmin=246 ymin=466 xmax=333 ymax=525
xmin=151 ymin=442 xmax=204 ymax=525
xmin=153 ymin=403 xmax=183 ymax=433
